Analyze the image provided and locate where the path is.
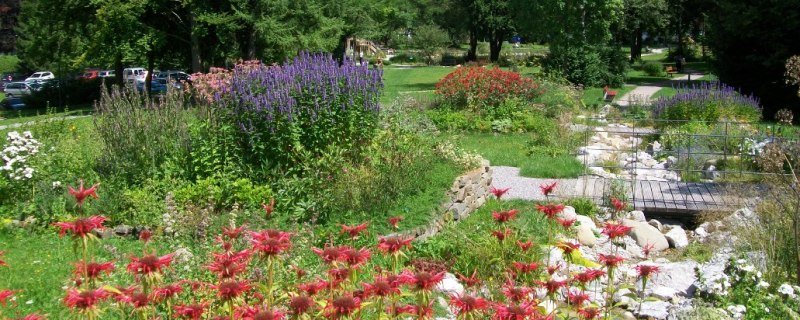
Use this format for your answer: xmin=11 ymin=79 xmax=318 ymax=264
xmin=617 ymin=72 xmax=705 ymax=107
xmin=490 ymin=166 xmax=741 ymax=214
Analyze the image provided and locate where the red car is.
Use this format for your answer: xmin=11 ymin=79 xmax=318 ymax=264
xmin=79 ymin=70 xmax=99 ymax=80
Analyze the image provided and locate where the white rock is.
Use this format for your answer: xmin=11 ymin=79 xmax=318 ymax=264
xmin=435 ymin=273 xmax=464 ymax=296
xmin=623 ymin=219 xmax=670 ymax=252
xmin=637 ymin=301 xmax=671 ymax=319
xmin=577 ymin=226 xmax=598 ymax=247
xmin=694 ymin=227 xmax=709 ymax=238
xmin=626 ymin=210 xmax=647 ymax=222
xmin=648 ymin=260 xmax=699 ymax=296
xmin=648 ymin=219 xmax=663 ymax=232
xmin=665 ymin=226 xmax=689 ymax=248
xmin=558 ymin=206 xmax=577 ymax=220
xmin=650 ymin=286 xmax=678 ymax=301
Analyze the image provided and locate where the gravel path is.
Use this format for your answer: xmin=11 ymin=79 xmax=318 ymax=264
xmin=490 ymin=166 xmax=579 ymax=201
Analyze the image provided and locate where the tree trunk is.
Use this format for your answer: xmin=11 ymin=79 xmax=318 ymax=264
xmin=189 ymin=10 xmax=202 ymax=72
xmin=489 ymin=32 xmax=504 ymax=62
xmin=114 ymin=53 xmax=124 ymax=88
xmin=146 ymin=50 xmax=155 ymax=96
xmin=467 ymin=29 xmax=478 ymax=62
xmin=631 ymin=28 xmax=643 ymax=63
xmin=247 ymin=27 xmax=257 ymax=60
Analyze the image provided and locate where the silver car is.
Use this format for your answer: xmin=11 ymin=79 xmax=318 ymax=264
xmin=2 ymin=82 xmax=31 ymax=97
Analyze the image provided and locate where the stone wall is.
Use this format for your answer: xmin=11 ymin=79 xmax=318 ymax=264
xmin=405 ymin=160 xmax=493 ymax=240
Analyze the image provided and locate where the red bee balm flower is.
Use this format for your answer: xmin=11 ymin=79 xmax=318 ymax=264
xmin=567 ymin=290 xmax=590 ymax=306
xmin=54 ymin=216 xmax=107 ymax=238
xmin=387 ymin=216 xmax=404 ymax=229
xmin=491 ymin=229 xmax=512 ymax=242
xmin=340 ymin=222 xmax=369 ymax=238
xmin=208 ymin=249 xmax=251 ymax=279
xmin=312 ymin=245 xmax=345 ymax=264
xmin=68 ymin=180 xmax=99 ymax=206
xmin=213 ymin=280 xmax=251 ymax=301
xmin=457 ymin=270 xmax=482 ymax=289
xmin=363 ymin=274 xmax=401 ymax=297
xmin=262 ymin=198 xmax=275 ymax=218
xmin=557 ymin=217 xmax=576 ymax=228
xmin=398 ymin=270 xmax=445 ymax=291
xmin=598 ymin=254 xmax=625 ymax=268
xmin=0 ymin=250 xmax=7 ymax=267
xmin=127 ymin=253 xmax=174 ymax=275
xmin=249 ymin=229 xmax=292 ymax=257
xmin=377 ymin=235 xmax=413 ymax=254
xmin=492 ymin=209 xmax=520 ymax=223
xmin=642 ymin=242 xmax=655 ymax=258
xmin=222 ymin=225 xmax=247 ymax=240
xmin=493 ymin=301 xmax=538 ymax=319
xmin=635 ymin=264 xmax=661 ymax=279
xmin=538 ymin=279 xmax=567 ymax=295
xmin=610 ymin=197 xmax=627 ymax=212
xmin=239 ymin=305 xmax=286 ymax=320
xmin=0 ymin=289 xmax=14 ymax=306
xmin=578 ymin=307 xmax=602 ymax=319
xmin=64 ymin=288 xmax=108 ymax=310
xmin=556 ymin=241 xmax=581 ymax=255
xmin=516 ymin=240 xmax=534 ymax=252
xmin=152 ymin=283 xmax=184 ymax=302
xmin=17 ymin=314 xmax=46 ymax=320
xmin=540 ymin=181 xmax=557 ymax=196
xmin=512 ymin=262 xmax=539 ymax=274
xmin=536 ymin=203 xmax=565 ymax=219
xmin=572 ymin=269 xmax=606 ymax=285
xmin=601 ymin=222 xmax=632 ymax=239
xmin=490 ymin=187 xmax=511 ymax=199
xmin=138 ymin=229 xmax=152 ymax=243
xmin=73 ymin=260 xmax=115 ymax=279
xmin=289 ymin=294 xmax=315 ymax=315
xmin=450 ymin=293 xmax=489 ymax=315
xmin=325 ymin=294 xmax=361 ymax=319
xmin=501 ymin=283 xmax=533 ymax=302
xmin=174 ymin=302 xmax=208 ymax=320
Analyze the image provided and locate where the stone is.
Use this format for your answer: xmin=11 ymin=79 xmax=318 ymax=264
xmin=650 ymin=286 xmax=678 ymax=301
xmin=92 ymin=228 xmax=113 ymax=239
xmin=694 ymin=227 xmax=709 ymax=238
xmin=559 ymin=206 xmax=577 ymax=220
xmin=114 ymin=224 xmax=133 ymax=236
xmin=626 ymin=210 xmax=646 ymax=222
xmin=622 ymin=311 xmax=636 ymax=320
xmin=575 ymin=215 xmax=596 ymax=230
xmin=665 ymin=226 xmax=689 ymax=248
xmin=623 ymin=219 xmax=670 ymax=252
xmin=614 ymin=288 xmax=637 ymax=307
xmin=648 ymin=219 xmax=663 ymax=231
xmin=435 ymin=273 xmax=464 ymax=296
xmin=702 ymin=165 xmax=719 ymax=180
xmin=449 ymin=203 xmax=468 ymax=220
xmin=577 ymin=226 xmax=598 ymax=247
xmin=648 ymin=261 xmax=699 ymax=296
xmin=636 ymin=301 xmax=671 ymax=319
xmin=723 ymin=208 xmax=757 ymax=229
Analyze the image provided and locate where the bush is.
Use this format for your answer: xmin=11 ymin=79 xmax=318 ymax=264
xmin=653 ymin=82 xmax=762 ymax=124
xmin=23 ymin=78 xmax=106 ymax=108
xmin=389 ymin=52 xmax=418 ymax=64
xmin=542 ymin=45 xmax=628 ymax=87
xmin=642 ymin=61 xmax=666 ymax=77
xmin=216 ymin=52 xmax=382 ymax=175
xmin=435 ymin=66 xmax=543 ymax=110
xmin=412 ymin=24 xmax=449 ymax=65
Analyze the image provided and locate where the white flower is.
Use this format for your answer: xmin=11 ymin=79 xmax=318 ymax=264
xmin=52 ymin=181 xmax=62 ymax=189
xmin=756 ymin=280 xmax=770 ymax=289
xmin=778 ymin=283 xmax=796 ymax=297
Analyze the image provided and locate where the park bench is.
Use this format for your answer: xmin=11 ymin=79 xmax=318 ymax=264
xmin=665 ymin=66 xmax=678 ymax=76
xmin=603 ymin=86 xmax=617 ymax=103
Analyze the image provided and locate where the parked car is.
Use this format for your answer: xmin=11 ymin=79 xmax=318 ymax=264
xmin=156 ymin=70 xmax=191 ymax=82
xmin=1 ymin=97 xmax=26 ymax=110
xmin=25 ymin=71 xmax=55 ymax=83
xmin=98 ymin=70 xmax=115 ymax=78
xmin=1 ymin=73 xmax=26 ymax=90
xmin=123 ymin=68 xmax=146 ymax=83
xmin=2 ymin=82 xmax=32 ymax=97
xmin=80 ymin=70 xmax=99 ymax=80
xmin=136 ymin=77 xmax=172 ymax=94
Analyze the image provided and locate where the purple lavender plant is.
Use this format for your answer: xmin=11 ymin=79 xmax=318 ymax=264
xmin=653 ymin=81 xmax=762 ymax=124
xmin=217 ymin=52 xmax=383 ymax=170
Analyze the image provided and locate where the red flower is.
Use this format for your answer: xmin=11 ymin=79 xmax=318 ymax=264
xmin=208 ymin=249 xmax=251 ymax=279
xmin=635 ymin=264 xmax=660 ymax=279
xmin=572 ymin=269 xmax=606 ymax=285
xmin=547 ymin=264 xmax=561 ymax=275
xmin=490 ymin=187 xmax=511 ymax=199
xmin=387 ymin=216 xmax=404 ymax=229
xmin=642 ymin=242 xmax=655 ymax=258
xmin=540 ymin=181 xmax=557 ymax=196
xmin=491 ymin=228 xmax=512 ymax=242
xmin=398 ymin=270 xmax=445 ymax=291
xmin=127 ymin=253 xmax=174 ymax=275
xmin=512 ymin=261 xmax=539 ymax=274
xmin=556 ymin=241 xmax=581 ymax=255
xmin=493 ymin=301 xmax=538 ymax=320
xmin=536 ymin=203 xmax=565 ymax=219
xmin=54 ymin=216 xmax=107 ymax=238
xmin=213 ymin=280 xmax=251 ymax=301
xmin=578 ymin=307 xmax=602 ymax=319
xmin=377 ymin=235 xmax=413 ymax=254
xmin=395 ymin=303 xmax=433 ymax=318
xmin=0 ymin=250 xmax=7 ymax=267
xmin=457 ymin=270 xmax=482 ymax=289
xmin=118 ymin=290 xmax=151 ymax=309
xmin=262 ymin=198 xmax=275 ymax=218
xmin=222 ymin=225 xmax=247 ymax=240
xmin=501 ymin=283 xmax=533 ymax=302
xmin=557 ymin=217 xmax=576 ymax=228
xmin=492 ymin=209 xmax=520 ymax=223
xmin=73 ymin=260 xmax=115 ymax=280
xmin=16 ymin=314 xmax=46 ymax=320
xmin=340 ymin=222 xmax=369 ymax=238
xmin=64 ymin=288 xmax=108 ymax=310
xmin=516 ymin=240 xmax=534 ymax=252
xmin=174 ymin=302 xmax=208 ymax=319
xmin=312 ymin=245 xmax=345 ymax=264
xmin=601 ymin=222 xmax=632 ymax=239
xmin=250 ymin=229 xmax=292 ymax=258
xmin=288 ymin=294 xmax=315 ymax=315
xmin=325 ymin=294 xmax=361 ymax=319
xmin=340 ymin=247 xmax=371 ymax=268
xmin=298 ymin=280 xmax=328 ymax=296
xmin=538 ymin=279 xmax=567 ymax=295
xmin=152 ymin=283 xmax=183 ymax=302
xmin=567 ymin=290 xmax=590 ymax=306
xmin=239 ymin=305 xmax=286 ymax=320
xmin=450 ymin=293 xmax=489 ymax=315
xmin=68 ymin=180 xmax=99 ymax=206
xmin=610 ymin=197 xmax=627 ymax=212
xmin=0 ymin=289 xmax=14 ymax=306
xmin=328 ymin=267 xmax=351 ymax=282
xmin=363 ymin=274 xmax=401 ymax=297
xmin=598 ymin=254 xmax=625 ymax=268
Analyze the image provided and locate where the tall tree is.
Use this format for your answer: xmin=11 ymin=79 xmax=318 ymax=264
xmin=619 ymin=0 xmax=669 ymax=62
xmin=477 ymin=0 xmax=514 ymax=62
xmin=16 ymin=0 xmax=95 ymax=72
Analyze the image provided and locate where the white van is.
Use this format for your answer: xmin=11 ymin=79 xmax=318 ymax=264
xmin=123 ymin=68 xmax=146 ymax=83
xmin=25 ymin=71 xmax=55 ymax=83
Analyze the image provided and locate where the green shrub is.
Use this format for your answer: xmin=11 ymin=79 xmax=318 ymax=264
xmin=543 ymin=45 xmax=628 ymax=87
xmin=642 ymin=61 xmax=666 ymax=77
xmin=389 ymin=52 xmax=418 ymax=64
xmin=533 ymin=80 xmax=582 ymax=117
xmin=654 ymin=82 xmax=762 ymax=124
xmin=565 ymin=198 xmax=599 ymax=218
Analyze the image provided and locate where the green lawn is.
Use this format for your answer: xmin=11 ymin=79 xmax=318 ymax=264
xmin=448 ymin=132 xmax=584 ymax=178
xmin=582 ymin=85 xmax=635 ymax=107
xmin=0 ymin=106 xmax=93 ymax=127
xmin=652 ymin=86 xmax=678 ymax=100
xmin=381 ymin=66 xmax=453 ymax=105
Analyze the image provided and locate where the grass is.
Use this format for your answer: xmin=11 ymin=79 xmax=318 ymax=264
xmin=449 ymin=132 xmax=584 ymax=178
xmin=381 ymin=66 xmax=453 ymax=105
xmin=652 ymin=86 xmax=678 ymax=100
xmin=0 ymin=107 xmax=94 ymax=127
xmin=581 ymin=85 xmax=635 ymax=107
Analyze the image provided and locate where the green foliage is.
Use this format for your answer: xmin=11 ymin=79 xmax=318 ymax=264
xmin=642 ymin=61 xmax=666 ymax=77
xmin=412 ymin=24 xmax=450 ymax=65
xmin=23 ymin=79 xmax=106 ymax=109
xmin=565 ymin=198 xmax=600 ymax=218
xmin=0 ymin=55 xmax=19 ymax=73
xmin=543 ymin=45 xmax=629 ymax=87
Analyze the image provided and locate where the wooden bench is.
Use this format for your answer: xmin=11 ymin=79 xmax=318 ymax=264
xmin=665 ymin=66 xmax=678 ymax=76
xmin=603 ymin=86 xmax=617 ymax=103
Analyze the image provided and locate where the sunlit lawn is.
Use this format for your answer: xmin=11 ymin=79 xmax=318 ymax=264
xmin=381 ymin=66 xmax=453 ymax=105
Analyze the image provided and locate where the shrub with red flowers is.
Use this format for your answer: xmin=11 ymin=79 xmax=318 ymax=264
xmin=435 ymin=66 xmax=543 ymax=110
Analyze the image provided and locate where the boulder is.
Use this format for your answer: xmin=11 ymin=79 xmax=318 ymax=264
xmin=559 ymin=206 xmax=577 ymax=221
xmin=435 ymin=273 xmax=464 ymax=296
xmin=114 ymin=224 xmax=133 ymax=236
xmin=648 ymin=219 xmax=663 ymax=232
xmin=577 ymin=226 xmax=598 ymax=247
xmin=664 ymin=226 xmax=689 ymax=248
xmin=694 ymin=227 xmax=709 ymax=238
xmin=636 ymin=301 xmax=671 ymax=319
xmin=723 ymin=208 xmax=757 ymax=229
xmin=623 ymin=219 xmax=669 ymax=252
xmin=650 ymin=286 xmax=678 ymax=301
xmin=626 ymin=210 xmax=647 ymax=222
xmin=575 ymin=215 xmax=596 ymax=230
xmin=648 ymin=260 xmax=699 ymax=296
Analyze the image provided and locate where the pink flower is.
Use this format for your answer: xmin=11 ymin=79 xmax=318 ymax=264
xmin=340 ymin=222 xmax=369 ymax=238
xmin=127 ymin=253 xmax=174 ymax=275
xmin=377 ymin=235 xmax=413 ymax=254
xmin=54 ymin=216 xmax=107 ymax=238
xmin=64 ymin=288 xmax=108 ymax=310
xmin=67 ymin=180 xmax=99 ymax=206
xmin=540 ymin=181 xmax=557 ymax=196
xmin=490 ymin=187 xmax=511 ymax=199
